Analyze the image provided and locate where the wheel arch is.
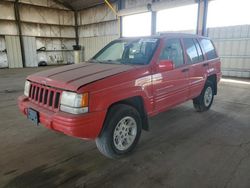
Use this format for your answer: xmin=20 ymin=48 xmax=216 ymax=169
xmin=98 ymin=96 xmax=149 ymax=137
xmin=207 ymin=74 xmax=217 ymax=95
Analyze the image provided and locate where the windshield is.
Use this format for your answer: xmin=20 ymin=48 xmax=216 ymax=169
xmin=92 ymin=38 xmax=159 ymax=65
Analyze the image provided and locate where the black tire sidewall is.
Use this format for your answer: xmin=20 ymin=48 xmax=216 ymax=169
xmin=201 ymin=82 xmax=214 ymax=110
xmin=110 ymin=108 xmax=141 ymax=155
xmin=101 ymin=104 xmax=142 ymax=157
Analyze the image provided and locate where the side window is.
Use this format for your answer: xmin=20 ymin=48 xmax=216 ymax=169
xmin=193 ymin=39 xmax=204 ymax=62
xmin=183 ymin=38 xmax=199 ymax=64
xmin=160 ymin=38 xmax=184 ymax=67
xmin=200 ymin=39 xmax=218 ymax=60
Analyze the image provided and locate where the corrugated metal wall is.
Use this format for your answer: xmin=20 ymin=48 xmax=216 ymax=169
xmin=5 ymin=36 xmax=23 ymax=68
xmin=36 ymin=38 xmax=74 ymax=65
xmin=78 ymin=3 xmax=119 ymax=61
xmin=0 ymin=0 xmax=75 ymax=68
xmin=23 ymin=36 xmax=37 ymax=67
xmin=80 ymin=35 xmax=119 ymax=60
xmin=208 ymin=25 xmax=250 ymax=78
xmin=0 ymin=36 xmax=8 ymax=68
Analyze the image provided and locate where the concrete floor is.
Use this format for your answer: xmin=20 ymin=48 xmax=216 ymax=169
xmin=0 ymin=67 xmax=250 ymax=188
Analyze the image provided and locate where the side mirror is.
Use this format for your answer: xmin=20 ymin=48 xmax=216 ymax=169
xmin=157 ymin=60 xmax=174 ymax=72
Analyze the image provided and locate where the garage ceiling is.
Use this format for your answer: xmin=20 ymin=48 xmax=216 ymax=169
xmin=56 ymin=0 xmax=116 ymax=10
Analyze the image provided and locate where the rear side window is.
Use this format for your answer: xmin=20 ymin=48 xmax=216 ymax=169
xmin=200 ymin=39 xmax=218 ymax=60
xmin=160 ymin=38 xmax=184 ymax=67
xmin=183 ymin=38 xmax=200 ymax=64
xmin=193 ymin=39 xmax=204 ymax=62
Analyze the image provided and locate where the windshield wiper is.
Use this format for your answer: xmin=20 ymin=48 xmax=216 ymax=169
xmin=90 ymin=59 xmax=103 ymax=63
xmin=120 ymin=59 xmax=146 ymax=65
xmin=91 ymin=59 xmax=119 ymax=64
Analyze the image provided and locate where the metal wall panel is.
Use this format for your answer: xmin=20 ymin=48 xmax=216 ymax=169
xmin=122 ymin=0 xmax=194 ymax=13
xmin=124 ymin=0 xmax=154 ymax=9
xmin=19 ymin=4 xmax=74 ymax=25
xmin=79 ymin=20 xmax=118 ymax=38
xmin=78 ymin=3 xmax=117 ymax=25
xmin=23 ymin=36 xmax=37 ymax=67
xmin=0 ymin=37 xmax=8 ymax=68
xmin=36 ymin=38 xmax=74 ymax=65
xmin=79 ymin=35 xmax=119 ymax=60
xmin=0 ymin=21 xmax=18 ymax=35
xmin=5 ymin=35 xmax=23 ymax=68
xmin=0 ymin=1 xmax=74 ymax=37
xmin=208 ymin=25 xmax=250 ymax=78
xmin=22 ymin=23 xmax=75 ymax=38
xmin=19 ymin=0 xmax=68 ymax=10
xmin=0 ymin=1 xmax=15 ymax=20
xmin=78 ymin=2 xmax=119 ymax=40
xmin=0 ymin=0 xmax=74 ymax=69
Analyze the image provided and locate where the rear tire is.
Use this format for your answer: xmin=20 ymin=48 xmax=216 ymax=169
xmin=193 ymin=81 xmax=214 ymax=112
xmin=96 ymin=104 xmax=142 ymax=159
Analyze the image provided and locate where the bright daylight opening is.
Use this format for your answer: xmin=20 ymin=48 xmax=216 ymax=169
xmin=156 ymin=4 xmax=198 ymax=33
xmin=207 ymin=0 xmax=250 ymax=28
xmin=122 ymin=12 xmax=152 ymax=37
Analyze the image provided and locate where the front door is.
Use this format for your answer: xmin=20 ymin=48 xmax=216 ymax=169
xmin=153 ymin=38 xmax=189 ymax=113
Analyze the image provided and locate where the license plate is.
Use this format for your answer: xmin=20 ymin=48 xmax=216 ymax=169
xmin=27 ymin=108 xmax=39 ymax=125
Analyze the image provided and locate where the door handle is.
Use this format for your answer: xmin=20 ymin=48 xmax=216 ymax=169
xmin=203 ymin=63 xmax=209 ymax=67
xmin=181 ymin=68 xmax=189 ymax=73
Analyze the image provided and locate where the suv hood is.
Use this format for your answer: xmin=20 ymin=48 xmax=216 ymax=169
xmin=28 ymin=62 xmax=136 ymax=91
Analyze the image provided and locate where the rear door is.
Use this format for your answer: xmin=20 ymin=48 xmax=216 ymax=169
xmin=153 ymin=38 xmax=189 ymax=112
xmin=199 ymin=38 xmax=221 ymax=79
xmin=183 ymin=38 xmax=207 ymax=99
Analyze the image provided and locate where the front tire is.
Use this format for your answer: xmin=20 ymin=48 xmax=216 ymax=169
xmin=193 ymin=81 xmax=214 ymax=112
xmin=96 ymin=104 xmax=142 ymax=159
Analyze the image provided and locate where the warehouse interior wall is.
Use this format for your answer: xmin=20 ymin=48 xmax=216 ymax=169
xmin=0 ymin=36 xmax=8 ymax=68
xmin=0 ymin=0 xmax=75 ymax=68
xmin=207 ymin=0 xmax=250 ymax=78
xmin=208 ymin=25 xmax=250 ymax=78
xmin=78 ymin=3 xmax=119 ymax=60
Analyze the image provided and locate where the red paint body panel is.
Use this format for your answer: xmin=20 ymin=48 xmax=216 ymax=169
xmin=28 ymin=62 xmax=136 ymax=91
xmin=18 ymin=34 xmax=221 ymax=140
xmin=18 ymin=96 xmax=106 ymax=139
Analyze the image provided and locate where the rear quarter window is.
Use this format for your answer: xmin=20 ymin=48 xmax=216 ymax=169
xmin=199 ymin=39 xmax=218 ymax=60
xmin=183 ymin=38 xmax=201 ymax=64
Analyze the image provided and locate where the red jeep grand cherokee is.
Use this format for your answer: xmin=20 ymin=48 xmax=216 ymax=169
xmin=18 ymin=33 xmax=221 ymax=158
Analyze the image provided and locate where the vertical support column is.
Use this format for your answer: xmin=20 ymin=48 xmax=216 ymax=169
xmin=196 ymin=0 xmax=208 ymax=36
xmin=73 ymin=10 xmax=81 ymax=63
xmin=151 ymin=11 xmax=156 ymax=35
xmin=119 ymin=17 xmax=123 ymax=37
xmin=74 ymin=11 xmax=79 ymax=47
xmin=118 ymin=0 xmax=125 ymax=37
xmin=14 ymin=0 xmax=25 ymax=67
xmin=151 ymin=11 xmax=157 ymax=35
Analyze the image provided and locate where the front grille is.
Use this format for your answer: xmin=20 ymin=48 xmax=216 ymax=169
xmin=29 ymin=82 xmax=62 ymax=111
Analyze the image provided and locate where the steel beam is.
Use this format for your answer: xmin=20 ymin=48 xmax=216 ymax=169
xmin=196 ymin=0 xmax=208 ymax=36
xmin=53 ymin=0 xmax=74 ymax=10
xmin=74 ymin=11 xmax=79 ymax=46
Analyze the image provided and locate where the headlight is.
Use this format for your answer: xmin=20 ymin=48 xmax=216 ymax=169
xmin=60 ymin=91 xmax=89 ymax=114
xmin=24 ymin=81 xmax=31 ymax=97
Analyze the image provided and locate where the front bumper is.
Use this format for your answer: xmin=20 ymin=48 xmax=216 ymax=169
xmin=18 ymin=95 xmax=106 ymax=139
